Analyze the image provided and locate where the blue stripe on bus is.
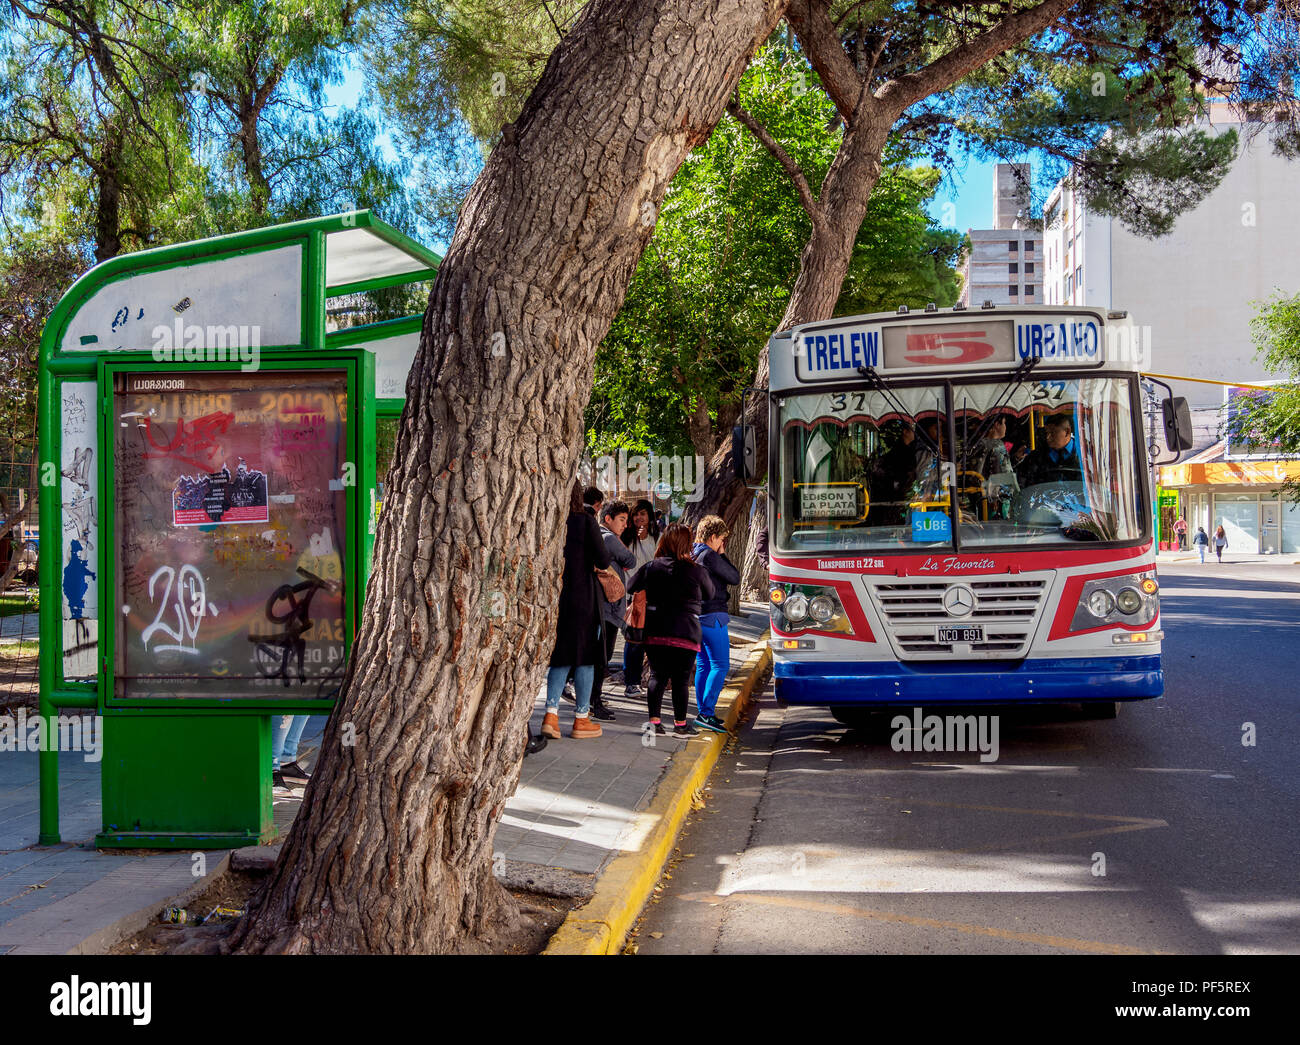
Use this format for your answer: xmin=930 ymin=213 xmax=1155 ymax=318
xmin=773 ymin=656 xmax=1162 ymax=705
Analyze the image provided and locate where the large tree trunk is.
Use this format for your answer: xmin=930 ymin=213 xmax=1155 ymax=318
xmin=229 ymin=0 xmax=786 ymax=955
xmin=93 ymin=127 xmax=124 ymax=263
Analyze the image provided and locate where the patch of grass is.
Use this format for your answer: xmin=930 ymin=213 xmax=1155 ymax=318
xmin=0 ymin=639 xmax=39 ymax=660
xmin=0 ymin=590 xmax=38 ymax=618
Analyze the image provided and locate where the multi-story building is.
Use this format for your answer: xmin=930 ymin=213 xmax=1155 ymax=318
xmin=1038 ymin=108 xmax=1300 ymax=555
xmin=957 ymin=164 xmax=1043 ymax=307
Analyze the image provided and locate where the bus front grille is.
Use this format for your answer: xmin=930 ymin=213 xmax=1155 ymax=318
xmin=870 ymin=577 xmax=1050 ymax=659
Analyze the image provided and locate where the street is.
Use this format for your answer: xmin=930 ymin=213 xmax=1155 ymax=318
xmin=635 ymin=559 xmax=1300 ymax=955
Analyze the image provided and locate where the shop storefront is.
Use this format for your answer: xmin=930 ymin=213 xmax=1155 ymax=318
xmin=1160 ymin=451 xmax=1300 ymax=555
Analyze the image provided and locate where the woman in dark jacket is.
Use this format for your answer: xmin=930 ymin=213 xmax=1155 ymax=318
xmin=541 ymin=479 xmax=612 ymax=739
xmin=691 ymin=515 xmax=740 ymax=734
xmin=626 ymin=523 xmax=714 ymax=737
xmin=620 ymin=498 xmax=660 ymax=698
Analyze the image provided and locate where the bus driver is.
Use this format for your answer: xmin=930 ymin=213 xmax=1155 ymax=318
xmin=1017 ymin=414 xmax=1082 ymax=487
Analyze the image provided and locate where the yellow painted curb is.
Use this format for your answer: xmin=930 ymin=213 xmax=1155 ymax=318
xmin=543 ymin=633 xmax=772 ymax=955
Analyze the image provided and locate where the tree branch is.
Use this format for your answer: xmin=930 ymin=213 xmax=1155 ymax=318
xmin=785 ymin=0 xmax=868 ymax=124
xmin=878 ymin=0 xmax=1075 ymax=117
xmin=725 ymin=97 xmax=824 ymax=230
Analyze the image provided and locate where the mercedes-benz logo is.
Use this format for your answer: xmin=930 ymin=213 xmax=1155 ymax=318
xmin=942 ymin=585 xmax=975 ymax=618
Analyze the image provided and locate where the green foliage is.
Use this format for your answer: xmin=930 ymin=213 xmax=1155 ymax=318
xmin=587 ymin=48 xmax=964 ymax=459
xmin=177 ymin=0 xmax=414 ymax=236
xmin=0 ymin=1 xmax=413 ymax=262
xmin=361 ymin=0 xmax=582 ymax=241
xmin=1223 ymin=293 xmax=1300 ymax=502
xmin=0 ymin=1 xmax=195 ymax=259
xmin=884 ymin=3 xmax=1269 ymax=238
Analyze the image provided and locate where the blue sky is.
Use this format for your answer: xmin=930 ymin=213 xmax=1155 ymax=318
xmin=926 ymin=157 xmax=997 ymax=233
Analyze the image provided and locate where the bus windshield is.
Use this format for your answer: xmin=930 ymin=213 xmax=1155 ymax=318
xmin=775 ymin=376 xmax=1146 ymax=553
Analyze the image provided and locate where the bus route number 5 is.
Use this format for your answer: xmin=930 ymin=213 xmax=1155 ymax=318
xmin=904 ymin=331 xmax=994 ymax=365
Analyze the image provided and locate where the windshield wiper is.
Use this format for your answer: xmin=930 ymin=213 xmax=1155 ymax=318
xmin=857 ymin=366 xmax=943 ymax=456
xmin=960 ymin=355 xmax=1042 ymax=475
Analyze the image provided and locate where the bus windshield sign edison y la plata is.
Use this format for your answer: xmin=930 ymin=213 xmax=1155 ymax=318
xmin=793 ymin=315 xmax=1102 ymax=382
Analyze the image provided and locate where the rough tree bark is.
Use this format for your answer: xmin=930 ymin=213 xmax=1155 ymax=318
xmin=683 ymin=0 xmax=1075 ymax=581
xmin=229 ymin=0 xmax=787 ymax=954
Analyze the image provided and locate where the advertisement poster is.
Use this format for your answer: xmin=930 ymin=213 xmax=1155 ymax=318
xmin=113 ymin=370 xmax=348 ymax=700
xmin=172 ymin=460 xmax=270 ymax=526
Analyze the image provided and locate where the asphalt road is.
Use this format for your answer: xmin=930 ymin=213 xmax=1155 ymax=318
xmin=635 ymin=559 xmax=1300 ymax=955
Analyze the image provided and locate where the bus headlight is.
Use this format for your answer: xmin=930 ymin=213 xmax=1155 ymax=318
xmin=808 ymin=595 xmax=835 ymax=623
xmin=1087 ymin=590 xmax=1115 ymax=618
xmin=1069 ymin=571 xmax=1158 ymax=632
xmin=769 ymin=582 xmax=852 ymax=635
xmin=1115 ymin=588 xmax=1142 ymax=615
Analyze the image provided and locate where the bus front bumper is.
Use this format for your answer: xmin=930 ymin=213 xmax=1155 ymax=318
xmin=773 ymin=656 xmax=1163 ymax=706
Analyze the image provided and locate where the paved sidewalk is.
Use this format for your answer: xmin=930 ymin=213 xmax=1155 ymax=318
xmin=0 ymin=605 xmax=769 ymax=952
xmin=498 ymin=608 xmax=768 ymax=875
xmin=0 ymin=612 xmax=39 ymax=640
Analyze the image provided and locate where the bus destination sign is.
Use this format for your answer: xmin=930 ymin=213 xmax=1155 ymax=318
xmin=792 ymin=315 xmax=1102 ymax=382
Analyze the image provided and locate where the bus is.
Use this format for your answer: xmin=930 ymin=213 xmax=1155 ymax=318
xmin=739 ymin=305 xmax=1192 ymax=724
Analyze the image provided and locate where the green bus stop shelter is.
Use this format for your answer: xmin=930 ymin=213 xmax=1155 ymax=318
xmin=37 ymin=211 xmax=439 ymax=847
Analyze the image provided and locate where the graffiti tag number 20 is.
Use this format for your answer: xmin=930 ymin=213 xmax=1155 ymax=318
xmin=142 ymin=564 xmax=210 ymax=656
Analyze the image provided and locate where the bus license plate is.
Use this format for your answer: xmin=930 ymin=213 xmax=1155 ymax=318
xmin=937 ymin=626 xmax=983 ymax=644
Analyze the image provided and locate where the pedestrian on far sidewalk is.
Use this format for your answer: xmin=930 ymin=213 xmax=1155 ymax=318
xmin=1192 ymin=525 xmax=1209 ymax=563
xmin=621 ymin=498 xmax=660 ymax=698
xmin=1214 ymin=524 xmax=1228 ymax=563
xmin=692 ymin=515 xmax=739 ymax=734
xmin=626 ymin=523 xmax=714 ymax=738
xmin=540 ymin=479 xmax=612 ymax=740
xmin=1173 ymin=516 xmax=1188 ymax=551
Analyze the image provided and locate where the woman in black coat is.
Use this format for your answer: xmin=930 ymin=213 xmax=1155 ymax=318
xmin=541 ymin=479 xmax=612 ymax=739
xmin=626 ymin=523 xmax=714 ymax=738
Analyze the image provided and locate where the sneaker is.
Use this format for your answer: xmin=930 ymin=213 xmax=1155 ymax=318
xmin=590 ymin=701 xmax=616 ymax=721
xmin=673 ymin=722 xmax=700 ymax=737
xmin=646 ymin=722 xmax=666 ymax=736
xmin=624 ymin=684 xmax=644 ymax=699
xmin=525 ymin=733 xmax=549 ymax=755
xmin=272 ymin=770 xmax=287 ymax=789
xmin=280 ymin=760 xmax=311 ymax=784
xmin=571 ymin=716 xmax=603 ymax=739
xmin=540 ymin=711 xmax=562 ymax=739
xmin=695 ymin=715 xmax=727 ymax=734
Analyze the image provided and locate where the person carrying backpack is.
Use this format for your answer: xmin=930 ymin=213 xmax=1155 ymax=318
xmin=626 ymin=524 xmax=714 ymax=738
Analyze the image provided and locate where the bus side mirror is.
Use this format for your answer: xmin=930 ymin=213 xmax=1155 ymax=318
xmin=733 ymin=424 xmax=757 ymax=482
xmin=1162 ymin=397 xmax=1193 ymax=452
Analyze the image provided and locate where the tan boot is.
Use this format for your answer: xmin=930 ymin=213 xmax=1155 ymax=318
xmin=541 ymin=712 xmax=562 ymax=739
xmin=571 ymin=715 xmax=602 ymax=739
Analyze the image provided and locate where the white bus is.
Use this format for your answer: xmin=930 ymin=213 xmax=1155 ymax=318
xmin=737 ymin=305 xmax=1192 ymax=723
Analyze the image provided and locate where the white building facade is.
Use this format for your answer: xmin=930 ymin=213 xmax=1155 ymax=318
xmin=1040 ymin=113 xmax=1300 ymax=555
